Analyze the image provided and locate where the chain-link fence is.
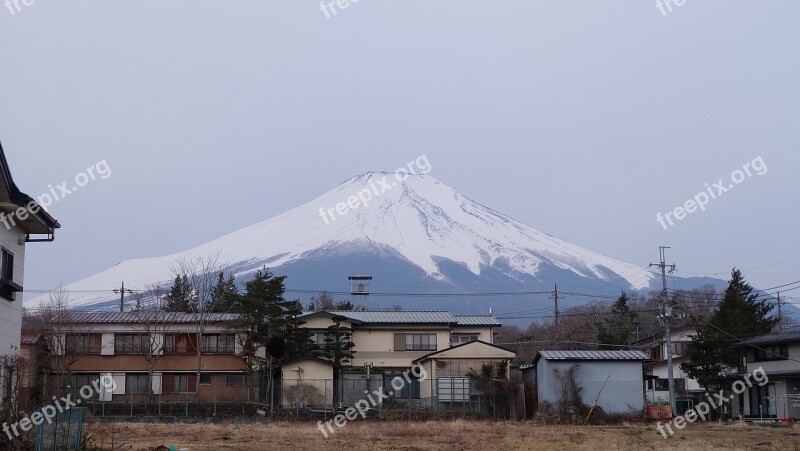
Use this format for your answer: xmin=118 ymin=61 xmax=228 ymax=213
xmin=44 ymin=375 xmax=522 ymax=421
xmin=278 ymin=377 xmax=520 ymax=420
xmin=35 ymin=407 xmax=86 ymax=451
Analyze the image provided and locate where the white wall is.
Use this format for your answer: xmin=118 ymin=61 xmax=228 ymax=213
xmin=538 ymin=360 xmax=645 ymax=414
xmin=0 ymin=224 xmax=26 ymax=356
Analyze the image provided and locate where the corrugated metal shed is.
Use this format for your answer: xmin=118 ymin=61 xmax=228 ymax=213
xmin=453 ymin=315 xmax=502 ymax=326
xmin=537 ymin=350 xmax=649 ymax=361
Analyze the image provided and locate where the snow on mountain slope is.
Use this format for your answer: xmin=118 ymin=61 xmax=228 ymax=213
xmin=26 ymin=172 xmax=654 ymax=308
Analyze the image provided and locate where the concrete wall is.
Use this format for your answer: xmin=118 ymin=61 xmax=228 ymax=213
xmin=281 ymin=359 xmax=334 ymax=407
xmin=538 ymin=360 xmax=644 ymax=414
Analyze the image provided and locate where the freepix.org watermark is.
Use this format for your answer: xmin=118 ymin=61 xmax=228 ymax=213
xmin=657 ymin=366 xmax=768 ymax=439
xmin=656 ymin=156 xmax=767 ymax=230
xmin=317 ymin=363 xmax=428 ymax=438
xmin=318 ymin=155 xmax=432 ymax=225
xmin=0 ymin=159 xmax=111 ymax=231
xmin=4 ymin=0 xmax=34 ymax=16
xmin=3 ymin=375 xmax=116 ymax=439
xmin=319 ymin=0 xmax=367 ymax=19
xmin=656 ymin=0 xmax=687 ymax=16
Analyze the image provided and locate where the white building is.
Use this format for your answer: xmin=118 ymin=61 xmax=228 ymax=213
xmin=0 ymin=142 xmax=59 ymax=356
xmin=635 ymin=325 xmax=704 ymax=415
xmin=534 ymin=350 xmax=649 ymax=414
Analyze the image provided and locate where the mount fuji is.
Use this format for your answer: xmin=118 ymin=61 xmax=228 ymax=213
xmin=26 ymin=172 xmax=725 ymax=320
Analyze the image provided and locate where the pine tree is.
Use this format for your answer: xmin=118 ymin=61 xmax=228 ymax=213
xmin=283 ymin=300 xmax=315 ymax=359
xmin=164 ymin=275 xmax=192 ymax=312
xmin=228 ymin=268 xmax=294 ymax=413
xmin=681 ymin=269 xmax=777 ymax=391
xmin=597 ymin=292 xmax=638 ymax=349
xmin=321 ymin=315 xmax=356 ymax=405
xmin=322 ymin=316 xmax=356 ymax=367
xmin=210 ymin=272 xmax=239 ymax=312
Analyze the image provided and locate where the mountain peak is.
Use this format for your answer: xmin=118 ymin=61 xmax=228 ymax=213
xmin=27 ymin=173 xmax=656 ymax=310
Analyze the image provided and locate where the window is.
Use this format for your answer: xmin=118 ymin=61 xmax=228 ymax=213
xmin=115 ymin=335 xmax=150 ymax=354
xmin=199 ymin=374 xmax=212 ymax=385
xmin=226 ymin=374 xmax=246 ymax=386
xmin=406 ymin=334 xmax=436 ymax=351
xmin=71 ymin=374 xmax=102 ymax=398
xmin=672 ymin=342 xmax=689 ymax=356
xmin=162 ymin=374 xmax=197 ymax=393
xmin=0 ymin=249 xmax=18 ymax=301
xmin=436 ymin=360 xmax=498 ymax=378
xmin=394 ymin=334 xmax=437 ymax=351
xmin=65 ymin=334 xmax=102 ymax=354
xmin=164 ymin=334 xmax=198 ymax=354
xmin=126 ymin=374 xmax=150 ymax=394
xmin=312 ymin=332 xmax=333 ymax=347
xmin=652 ymin=378 xmax=669 ymax=391
xmin=451 ymin=334 xmax=479 ymax=346
xmin=650 ymin=346 xmax=663 ymax=361
xmin=201 ymin=334 xmax=235 ymax=353
xmin=754 ymin=344 xmax=789 ymax=362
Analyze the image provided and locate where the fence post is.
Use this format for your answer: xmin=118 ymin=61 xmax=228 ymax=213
xmin=463 ymin=378 xmax=466 ymax=418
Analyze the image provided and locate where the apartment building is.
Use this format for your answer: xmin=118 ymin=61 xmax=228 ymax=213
xmin=39 ymin=312 xmax=251 ymax=402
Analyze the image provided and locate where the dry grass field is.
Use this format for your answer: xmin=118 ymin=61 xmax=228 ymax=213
xmin=85 ymin=420 xmax=800 ymax=451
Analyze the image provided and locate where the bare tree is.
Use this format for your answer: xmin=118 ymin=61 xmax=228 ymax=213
xmin=34 ymin=286 xmax=96 ymax=398
xmin=308 ymin=291 xmax=336 ymax=311
xmin=130 ymin=284 xmax=172 ymax=399
xmin=171 ymin=252 xmax=228 ymax=400
xmin=0 ymin=352 xmax=26 ymax=449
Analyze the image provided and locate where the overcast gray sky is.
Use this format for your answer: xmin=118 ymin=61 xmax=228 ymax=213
xmin=2 ymin=1 xmax=798 ymax=305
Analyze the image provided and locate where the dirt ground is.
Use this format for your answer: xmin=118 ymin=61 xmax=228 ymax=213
xmin=87 ymin=420 xmax=800 ymax=451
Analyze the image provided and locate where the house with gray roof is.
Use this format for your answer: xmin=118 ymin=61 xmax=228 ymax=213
xmin=732 ymin=325 xmax=800 ymax=421
xmin=280 ymin=310 xmax=514 ymax=411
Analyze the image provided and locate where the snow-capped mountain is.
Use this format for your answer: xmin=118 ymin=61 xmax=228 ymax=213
xmin=26 ymin=172 xmax=719 ymax=315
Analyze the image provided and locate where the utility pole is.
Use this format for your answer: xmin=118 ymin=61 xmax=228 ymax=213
xmin=552 ymin=284 xmax=560 ymax=346
xmin=650 ymin=246 xmax=677 ymax=416
xmin=114 ymin=282 xmax=134 ymax=312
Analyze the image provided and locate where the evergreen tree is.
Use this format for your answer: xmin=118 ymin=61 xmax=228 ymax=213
xmin=597 ymin=292 xmax=638 ymax=349
xmin=283 ymin=300 xmax=315 ymax=359
xmin=322 ymin=316 xmax=356 ymax=367
xmin=210 ymin=272 xmax=239 ymax=312
xmin=321 ymin=315 xmax=356 ymax=405
xmin=228 ymin=268 xmax=293 ymax=413
xmin=681 ymin=269 xmax=777 ymax=391
xmin=164 ymin=275 xmax=192 ymax=312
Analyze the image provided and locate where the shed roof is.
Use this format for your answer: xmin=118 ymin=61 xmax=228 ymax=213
xmin=534 ymin=350 xmax=649 ymax=364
